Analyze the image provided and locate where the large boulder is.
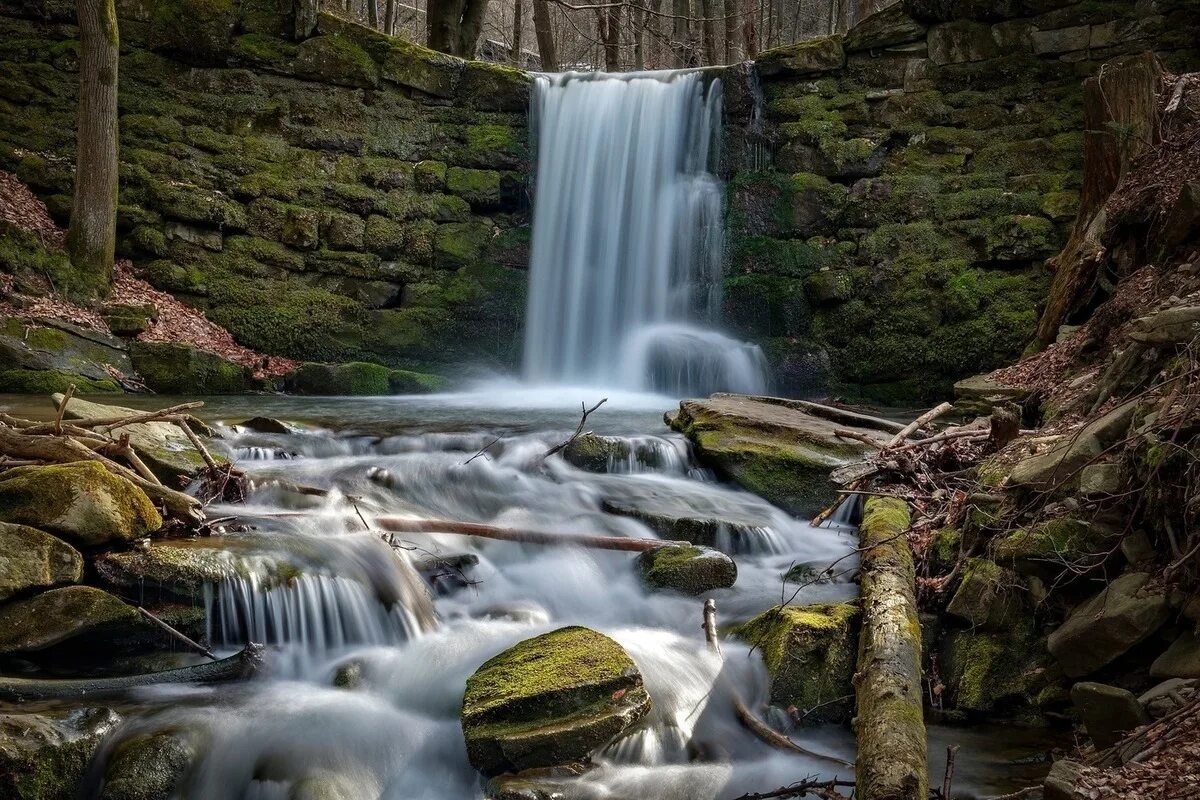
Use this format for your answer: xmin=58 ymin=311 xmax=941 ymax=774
xmin=94 ymin=540 xmax=245 ymax=600
xmin=1150 ymin=631 xmax=1200 ymax=679
xmin=0 ymin=706 xmax=123 ymax=800
xmin=1008 ymin=401 xmax=1138 ymax=489
xmin=0 ymin=522 xmax=83 ymax=601
xmin=100 ymin=730 xmax=199 ymax=800
xmin=732 ymin=604 xmax=858 ymax=723
xmin=666 ymin=394 xmax=884 ymax=515
xmin=0 ymin=586 xmax=143 ymax=654
xmin=1048 ymin=572 xmax=1171 ymax=678
xmin=56 ymin=394 xmax=222 ymax=481
xmin=945 ymin=558 xmax=1025 ymax=630
xmin=0 ymin=462 xmax=162 ymax=547
xmin=1070 ymin=682 xmax=1148 ymax=749
xmin=0 ymin=317 xmax=128 ymax=395
xmin=940 ymin=622 xmax=1048 ymax=713
xmin=283 ymin=362 xmax=447 ymax=396
xmin=635 ymin=545 xmax=737 ymax=595
xmin=130 ymin=341 xmax=255 ymax=394
xmin=460 ymin=626 xmax=651 ymax=776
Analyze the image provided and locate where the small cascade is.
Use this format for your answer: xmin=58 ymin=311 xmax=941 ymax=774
xmin=522 ymin=70 xmax=768 ymax=396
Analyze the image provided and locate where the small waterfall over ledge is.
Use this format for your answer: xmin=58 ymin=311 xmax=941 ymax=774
xmin=522 ymin=70 xmax=768 ymax=396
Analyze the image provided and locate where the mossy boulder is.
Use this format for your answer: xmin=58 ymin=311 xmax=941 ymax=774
xmin=945 ymin=557 xmax=1026 ymax=630
xmin=0 ymin=462 xmax=162 ymax=547
xmin=635 ymin=544 xmax=737 ymax=595
xmin=756 ymin=36 xmax=846 ymax=77
xmin=990 ymin=517 xmax=1117 ymax=578
xmin=294 ymin=34 xmax=379 ymax=89
xmin=102 ymin=303 xmax=158 ymax=337
xmin=941 ymin=621 xmax=1047 ymax=714
xmin=93 ymin=540 xmax=243 ymax=600
xmin=732 ymin=604 xmax=858 ymax=723
xmin=0 ymin=586 xmax=143 ymax=654
xmin=0 ymin=522 xmax=83 ymax=601
xmin=1047 ymin=572 xmax=1171 ymax=678
xmin=666 ymin=395 xmax=883 ymax=515
xmin=100 ymin=730 xmax=198 ymax=800
xmin=0 ymin=317 xmax=133 ymax=387
xmin=461 ymin=626 xmax=651 ymax=776
xmin=387 ymin=368 xmax=448 ymax=394
xmin=561 ymin=434 xmax=632 ymax=472
xmin=130 ymin=341 xmax=254 ymax=394
xmin=58 ymin=395 xmax=221 ymax=481
xmin=0 ymin=706 xmax=123 ymax=800
xmin=283 ymin=361 xmax=389 ymax=395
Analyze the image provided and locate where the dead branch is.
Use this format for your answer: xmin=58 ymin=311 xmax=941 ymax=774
xmin=886 ymin=402 xmax=954 ymax=448
xmin=137 ymin=606 xmax=217 ymax=660
xmin=53 ymin=383 xmax=75 ymax=436
xmin=544 ymin=398 xmax=608 ymax=459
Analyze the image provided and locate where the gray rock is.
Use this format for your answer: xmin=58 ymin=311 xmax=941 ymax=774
xmin=1048 ymin=572 xmax=1171 ymax=677
xmin=1043 ymin=758 xmax=1085 ymax=800
xmin=1070 ymin=682 xmax=1148 ymax=749
xmin=1138 ymin=678 xmax=1197 ymax=719
xmin=635 ymin=545 xmax=737 ymax=595
xmin=0 ymin=706 xmax=123 ymax=800
xmin=928 ymin=20 xmax=999 ymax=65
xmin=239 ymin=416 xmax=294 ymax=434
xmin=0 ymin=586 xmax=144 ymax=654
xmin=0 ymin=317 xmax=132 ymax=384
xmin=1079 ymin=463 xmax=1122 ymax=497
xmin=101 ymin=730 xmax=198 ymax=800
xmin=1150 ymin=631 xmax=1200 ymax=679
xmin=1010 ymin=401 xmax=1139 ymax=489
xmin=945 ymin=558 xmax=1025 ymax=630
xmin=1031 ymin=25 xmax=1091 ymax=54
xmin=0 ymin=522 xmax=83 ymax=601
xmin=843 ymin=5 xmax=926 ymax=51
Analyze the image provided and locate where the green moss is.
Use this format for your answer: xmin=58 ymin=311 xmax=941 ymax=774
xmin=635 ymin=544 xmax=737 ymax=595
xmin=130 ymin=342 xmax=251 ymax=394
xmin=294 ymin=34 xmax=379 ymax=88
xmin=990 ymin=517 xmax=1110 ymax=567
xmin=942 ymin=622 xmax=1045 ymax=713
xmin=386 ymin=368 xmax=447 ymax=394
xmin=446 ymin=167 xmax=502 ymax=207
xmin=232 ymin=33 xmax=298 ymax=64
xmin=435 ymin=221 xmax=492 ymax=268
xmin=928 ymin=527 xmax=962 ymax=573
xmin=283 ymin=361 xmax=393 ymax=395
xmin=0 ymin=369 xmax=122 ymax=394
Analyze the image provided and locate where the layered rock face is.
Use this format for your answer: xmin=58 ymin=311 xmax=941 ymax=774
xmin=0 ymin=0 xmax=531 ymax=373
xmin=719 ymin=0 xmax=1200 ymax=401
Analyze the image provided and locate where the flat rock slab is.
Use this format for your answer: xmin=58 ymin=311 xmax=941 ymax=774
xmin=666 ymin=394 xmax=884 ymax=515
xmin=1048 ymin=572 xmax=1170 ymax=678
xmin=0 ymin=586 xmax=143 ymax=654
xmin=54 ymin=394 xmax=222 ymax=482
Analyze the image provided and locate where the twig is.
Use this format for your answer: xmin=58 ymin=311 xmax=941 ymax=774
xmin=462 ymin=435 xmax=502 ymax=465
xmin=941 ymin=744 xmax=959 ymax=800
xmin=886 ymin=402 xmax=954 ymax=448
xmin=175 ymin=418 xmax=220 ymax=470
xmin=136 ymin=607 xmax=218 ymax=660
xmin=53 ymin=383 xmax=75 ymax=436
xmin=703 ymin=598 xmax=721 ymax=655
xmin=544 ymin=398 xmax=608 ymax=459
xmin=833 ymin=428 xmax=884 ymax=449
xmin=728 ymin=778 xmax=856 ymax=800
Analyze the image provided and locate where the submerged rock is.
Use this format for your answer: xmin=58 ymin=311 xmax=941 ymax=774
xmin=57 ymin=395 xmax=222 ymax=481
xmin=635 ymin=544 xmax=737 ymax=595
xmin=0 ymin=706 xmax=123 ymax=800
xmin=561 ymin=434 xmax=631 ymax=472
xmin=0 ymin=462 xmax=162 ymax=547
xmin=0 ymin=522 xmax=83 ymax=601
xmin=600 ymin=493 xmax=767 ymax=551
xmin=239 ymin=416 xmax=295 ymax=434
xmin=0 ymin=586 xmax=143 ymax=654
xmin=732 ymin=604 xmax=858 ymax=723
xmin=100 ymin=730 xmax=198 ymax=800
xmin=666 ymin=394 xmax=883 ymax=515
xmin=1048 ymin=572 xmax=1170 ymax=678
xmin=461 ymin=626 xmax=651 ymax=776
xmin=1070 ymin=682 xmax=1148 ymax=749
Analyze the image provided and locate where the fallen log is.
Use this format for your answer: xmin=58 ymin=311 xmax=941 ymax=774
xmin=0 ymin=643 xmax=263 ymax=702
xmin=855 ymin=497 xmax=927 ymax=800
xmin=885 ymin=402 xmax=953 ymax=448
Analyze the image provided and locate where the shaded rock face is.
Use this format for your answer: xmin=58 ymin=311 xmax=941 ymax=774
xmin=0 ymin=586 xmax=142 ymax=654
xmin=732 ymin=604 xmax=858 ymax=723
xmin=283 ymin=361 xmax=447 ymax=395
xmin=0 ymin=706 xmax=123 ymax=800
xmin=1070 ymin=681 xmax=1148 ymax=749
xmin=0 ymin=522 xmax=83 ymax=601
xmin=0 ymin=318 xmax=127 ymax=394
xmin=1151 ymin=631 xmax=1200 ymax=680
xmin=1048 ymin=572 xmax=1171 ymax=678
xmin=461 ymin=626 xmax=651 ymax=776
xmin=129 ymin=341 xmax=255 ymax=394
xmin=944 ymin=557 xmax=1025 ymax=630
xmin=635 ymin=545 xmax=737 ymax=595
xmin=0 ymin=462 xmax=162 ymax=547
xmin=666 ymin=394 xmax=882 ymax=515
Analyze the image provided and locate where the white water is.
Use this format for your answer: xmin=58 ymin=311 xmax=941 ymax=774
xmin=522 ymin=71 xmax=768 ymax=396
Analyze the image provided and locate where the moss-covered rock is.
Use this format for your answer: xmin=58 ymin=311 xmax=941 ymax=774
xmin=560 ymin=434 xmax=631 ymax=472
xmin=990 ymin=516 xmax=1117 ymax=577
xmin=100 ymin=730 xmax=198 ymax=800
xmin=0 ymin=462 xmax=162 ymax=547
xmin=461 ymin=626 xmax=651 ymax=776
xmin=294 ymin=34 xmax=378 ymax=89
xmin=0 ymin=586 xmax=144 ymax=654
xmin=732 ymin=603 xmax=858 ymax=722
xmin=941 ymin=621 xmax=1046 ymax=713
xmin=130 ymin=341 xmax=254 ymax=394
xmin=283 ymin=361 xmax=390 ymax=395
xmin=0 ymin=317 xmax=133 ymax=386
xmin=0 ymin=706 xmax=123 ymax=800
xmin=945 ymin=557 xmax=1026 ymax=630
xmin=635 ymin=544 xmax=737 ymax=595
xmin=386 ymin=368 xmax=447 ymax=394
xmin=102 ymin=303 xmax=158 ymax=337
xmin=0 ymin=522 xmax=83 ymax=601
xmin=756 ymin=36 xmax=846 ymax=77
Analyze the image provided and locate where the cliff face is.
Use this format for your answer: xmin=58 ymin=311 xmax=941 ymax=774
xmin=720 ymin=0 xmax=1200 ymax=402
xmin=0 ymin=0 xmax=532 ymax=372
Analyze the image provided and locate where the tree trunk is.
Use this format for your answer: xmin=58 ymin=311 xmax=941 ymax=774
xmin=699 ymin=0 xmax=718 ymax=65
xmin=532 ymin=0 xmax=557 ymax=70
xmin=648 ymin=0 xmax=664 ymax=68
xmin=1035 ymin=52 xmax=1164 ymax=346
xmin=511 ymin=0 xmax=523 ymax=65
xmin=426 ymin=0 xmax=488 ymax=58
xmin=723 ymin=0 xmax=740 ymax=62
xmin=384 ymin=0 xmax=396 ymax=35
xmin=741 ymin=0 xmax=758 ymax=57
xmin=367 ymin=0 xmax=378 ymax=29
xmin=597 ymin=5 xmax=621 ymax=71
xmin=855 ymin=497 xmax=928 ymax=800
xmin=457 ymin=0 xmax=488 ymax=58
xmin=632 ymin=0 xmax=645 ymax=70
xmin=672 ymin=0 xmax=689 ymax=67
xmin=66 ymin=0 xmax=119 ymax=299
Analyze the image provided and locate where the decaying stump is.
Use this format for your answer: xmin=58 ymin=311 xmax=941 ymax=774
xmin=854 ymin=497 xmax=927 ymax=800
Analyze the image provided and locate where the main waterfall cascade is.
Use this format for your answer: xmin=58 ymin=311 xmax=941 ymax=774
xmin=522 ymin=71 xmax=769 ymax=396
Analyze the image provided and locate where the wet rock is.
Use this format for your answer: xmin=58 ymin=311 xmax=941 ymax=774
xmin=732 ymin=604 xmax=858 ymax=723
xmin=1048 ymin=572 xmax=1171 ymax=678
xmin=945 ymin=558 xmax=1025 ymax=630
xmin=486 ymin=765 xmax=589 ymax=800
xmin=941 ymin=622 xmax=1047 ymax=713
xmin=0 ymin=522 xmax=83 ymax=601
xmin=0 ymin=706 xmax=123 ymax=800
xmin=0 ymin=586 xmax=143 ymax=654
xmin=332 ymin=659 xmax=365 ymax=690
xmin=1150 ymin=631 xmax=1200 ymax=679
xmin=100 ymin=730 xmax=197 ymax=800
xmin=283 ymin=361 xmax=446 ymax=396
xmin=289 ymin=771 xmax=358 ymax=800
xmin=239 ymin=416 xmax=294 ymax=434
xmin=461 ymin=626 xmax=651 ymax=776
xmin=561 ymin=434 xmax=630 ymax=472
xmin=666 ymin=394 xmax=883 ymax=515
xmin=57 ymin=395 xmax=222 ymax=481
xmin=130 ymin=341 xmax=255 ymax=394
xmin=1043 ymin=758 xmax=1085 ymax=800
xmin=1070 ymin=682 xmax=1148 ymax=749
xmin=600 ymin=492 xmax=767 ymax=551
xmin=0 ymin=317 xmax=129 ymax=394
xmin=475 ymin=604 xmax=551 ymax=625
xmin=0 ymin=462 xmax=162 ymax=547
xmin=635 ymin=545 xmax=737 ymax=595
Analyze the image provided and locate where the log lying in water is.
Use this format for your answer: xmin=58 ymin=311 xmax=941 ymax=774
xmin=854 ymin=497 xmax=927 ymax=800
xmin=0 ymin=643 xmax=264 ymax=703
xmin=373 ymin=516 xmax=678 ymax=552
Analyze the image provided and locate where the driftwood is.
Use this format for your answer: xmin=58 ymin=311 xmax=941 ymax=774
xmin=885 ymin=402 xmax=953 ymax=448
xmin=0 ymin=643 xmax=264 ymax=702
xmin=855 ymin=497 xmax=927 ymax=800
xmin=137 ymin=606 xmax=217 ymax=661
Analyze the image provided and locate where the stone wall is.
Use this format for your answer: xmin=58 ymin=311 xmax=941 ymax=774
xmin=0 ymin=0 xmax=532 ymax=373
xmin=720 ymin=0 xmax=1200 ymax=402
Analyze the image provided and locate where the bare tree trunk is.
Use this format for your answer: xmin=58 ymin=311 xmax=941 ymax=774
xmin=742 ymin=0 xmax=758 ymax=57
xmin=426 ymin=0 xmax=489 ymax=57
xmin=672 ymin=0 xmax=689 ymax=67
xmin=699 ymin=0 xmax=718 ymax=65
xmin=367 ymin=0 xmax=378 ymax=29
xmin=632 ymin=0 xmax=645 ymax=70
xmin=723 ymin=0 xmax=740 ymax=62
xmin=648 ymin=0 xmax=664 ymax=68
xmin=532 ymin=0 xmax=558 ymax=70
xmin=458 ymin=0 xmax=488 ymax=58
xmin=511 ymin=0 xmax=524 ymax=64
xmin=384 ymin=0 xmax=396 ymax=35
xmin=596 ymin=5 xmax=620 ymax=71
xmin=66 ymin=0 xmax=118 ymax=299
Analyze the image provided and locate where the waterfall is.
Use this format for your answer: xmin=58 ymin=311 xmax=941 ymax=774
xmin=522 ymin=70 xmax=768 ymax=396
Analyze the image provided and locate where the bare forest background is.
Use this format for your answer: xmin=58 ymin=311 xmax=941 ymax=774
xmin=324 ymin=0 xmax=894 ymax=71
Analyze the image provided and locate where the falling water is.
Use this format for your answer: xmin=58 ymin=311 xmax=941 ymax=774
xmin=522 ymin=71 xmax=768 ymax=396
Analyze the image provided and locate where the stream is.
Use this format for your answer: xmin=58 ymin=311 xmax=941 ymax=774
xmin=5 ymin=389 xmax=1065 ymax=799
